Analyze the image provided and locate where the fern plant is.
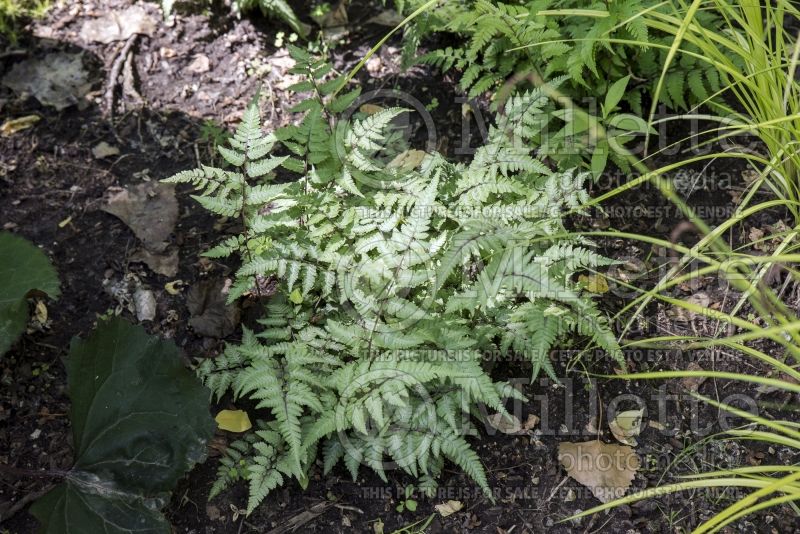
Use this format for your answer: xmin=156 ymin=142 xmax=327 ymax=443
xmin=164 ymin=46 xmax=621 ymax=513
xmin=397 ymin=0 xmax=733 ymax=174
xmin=402 ymin=0 xmax=728 ymax=110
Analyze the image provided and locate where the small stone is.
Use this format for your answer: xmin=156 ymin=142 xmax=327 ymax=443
xmin=92 ymin=141 xmax=120 ymax=159
xmin=187 ymin=54 xmax=211 ymax=74
xmin=134 ymin=288 xmax=156 ymax=321
xmin=206 ymin=504 xmax=220 ymax=520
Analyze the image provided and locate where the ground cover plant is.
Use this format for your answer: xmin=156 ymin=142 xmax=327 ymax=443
xmin=0 ymin=0 xmax=49 ymax=42
xmin=3 ymin=0 xmax=800 ymax=532
xmin=395 ymin=0 xmax=734 ymax=175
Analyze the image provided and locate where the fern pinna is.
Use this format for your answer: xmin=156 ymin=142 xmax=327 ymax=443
xmin=164 ymin=46 xmax=621 ymax=513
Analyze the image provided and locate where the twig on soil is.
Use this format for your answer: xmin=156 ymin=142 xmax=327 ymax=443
xmin=264 ymin=501 xmax=333 ymax=534
xmin=0 ymin=49 xmax=27 ymax=60
xmin=263 ymin=79 xmax=277 ymax=126
xmin=0 ymin=484 xmax=55 ymax=522
xmin=544 ymin=476 xmax=568 ymax=504
xmin=334 ymin=503 xmax=364 ymax=514
xmin=105 ymin=34 xmax=139 ymax=119
xmin=0 ymin=464 xmax=67 ymax=480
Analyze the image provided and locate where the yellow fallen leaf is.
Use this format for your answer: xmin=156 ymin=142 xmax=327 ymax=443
xmin=289 ymin=288 xmax=303 ymax=304
xmin=1 ymin=115 xmax=41 ymax=137
xmin=215 ymin=409 xmax=252 ymax=432
xmin=648 ymin=420 xmax=666 ymax=431
xmin=34 ymin=301 xmax=48 ymax=324
xmin=558 ymin=440 xmax=640 ymax=503
xmin=608 ymin=409 xmax=644 ymax=446
xmin=164 ymin=280 xmax=184 ymax=295
xmin=578 ymin=273 xmax=609 ymax=294
xmin=434 ymin=500 xmax=462 ymax=517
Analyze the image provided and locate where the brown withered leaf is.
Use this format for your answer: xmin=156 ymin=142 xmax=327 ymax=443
xmin=102 ymin=183 xmax=178 ymax=253
xmin=79 ymin=5 xmax=156 ymax=44
xmin=558 ymin=440 xmax=640 ymax=503
xmin=130 ymin=247 xmax=179 ymax=277
xmin=2 ymin=53 xmax=92 ymax=110
xmin=680 ymin=361 xmax=707 ymax=393
xmin=186 ymin=279 xmax=240 ymax=338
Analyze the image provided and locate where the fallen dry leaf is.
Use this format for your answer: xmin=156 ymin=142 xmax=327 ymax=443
xmin=680 ymin=361 xmax=707 ymax=393
xmin=215 ymin=409 xmax=252 ymax=432
xmin=313 ymin=0 xmax=348 ymax=41
xmin=2 ymin=53 xmax=92 ymax=110
xmin=186 ymin=279 xmax=241 ymax=338
xmin=33 ymin=300 xmax=48 ymax=324
xmin=387 ymin=149 xmax=427 ymax=172
xmin=164 ymin=280 xmax=184 ymax=295
xmin=434 ymin=500 xmax=463 ymax=517
xmin=1 ymin=115 xmax=40 ymax=136
xmin=79 ymin=5 xmax=156 ymax=44
xmin=359 ymin=103 xmax=384 ymax=115
xmin=102 ymin=182 xmax=178 ymax=253
xmin=92 ymin=141 xmax=120 ymax=159
xmin=749 ymin=226 xmax=766 ymax=250
xmin=608 ymin=409 xmax=644 ymax=446
xmin=486 ymin=413 xmax=539 ymax=435
xmin=130 ymin=247 xmax=179 ymax=277
xmin=558 ymin=440 xmax=640 ymax=503
xmin=578 ymin=273 xmax=609 ymax=294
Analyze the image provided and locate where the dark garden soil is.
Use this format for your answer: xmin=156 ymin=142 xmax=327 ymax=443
xmin=1 ymin=1 xmax=800 ymax=533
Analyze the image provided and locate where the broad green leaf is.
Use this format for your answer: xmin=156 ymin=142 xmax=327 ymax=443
xmin=0 ymin=232 xmax=60 ymax=356
xmin=31 ymin=318 xmax=216 ymax=533
xmin=608 ymin=113 xmax=657 ymax=135
xmin=31 ymin=482 xmax=168 ymax=534
xmin=590 ymin=145 xmax=609 ymax=179
xmin=602 ymin=75 xmax=630 ymax=119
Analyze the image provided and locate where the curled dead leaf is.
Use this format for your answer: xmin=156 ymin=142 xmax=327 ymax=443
xmin=608 ymin=409 xmax=644 ymax=446
xmin=486 ymin=413 xmax=539 ymax=435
